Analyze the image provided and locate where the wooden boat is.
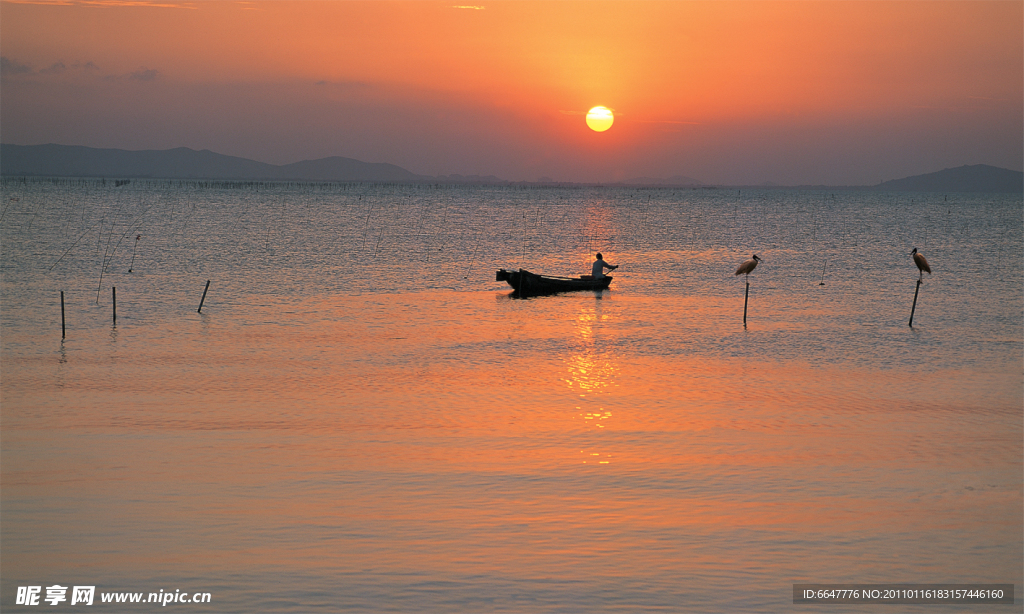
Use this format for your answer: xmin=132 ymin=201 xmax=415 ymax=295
xmin=495 ymin=269 xmax=612 ymax=294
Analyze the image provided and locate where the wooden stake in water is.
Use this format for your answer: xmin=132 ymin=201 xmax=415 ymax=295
xmin=112 ymin=287 xmax=117 ymax=324
xmin=198 ymin=280 xmax=211 ymax=313
xmin=128 ymin=234 xmax=140 ymax=272
xmin=743 ymin=281 xmax=750 ymax=326
xmin=61 ymin=291 xmax=66 ymax=338
xmin=909 ymin=278 xmax=921 ymax=327
xmin=819 ymin=260 xmax=827 ymax=285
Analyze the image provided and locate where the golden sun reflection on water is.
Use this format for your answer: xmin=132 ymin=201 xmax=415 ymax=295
xmin=562 ymin=303 xmax=619 ymax=397
xmin=563 ymin=303 xmax=620 ymax=464
xmin=563 ymin=351 xmax=617 ymax=398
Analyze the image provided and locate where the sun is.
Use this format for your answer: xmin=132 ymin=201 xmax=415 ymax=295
xmin=586 ymin=106 xmax=614 ymax=132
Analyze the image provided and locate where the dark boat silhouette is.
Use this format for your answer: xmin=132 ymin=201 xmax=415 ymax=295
xmin=496 ymin=269 xmax=612 ymax=295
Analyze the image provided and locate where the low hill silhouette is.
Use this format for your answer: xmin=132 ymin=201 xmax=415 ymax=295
xmin=0 ymin=144 xmax=422 ymax=182
xmin=874 ymin=164 xmax=1022 ymax=193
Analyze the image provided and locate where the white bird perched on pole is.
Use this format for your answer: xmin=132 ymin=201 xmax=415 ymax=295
xmin=911 ymin=248 xmax=931 ymax=280
xmin=735 ymin=254 xmax=762 ymax=278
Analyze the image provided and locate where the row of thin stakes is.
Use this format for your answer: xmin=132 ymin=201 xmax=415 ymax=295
xmin=59 ymin=280 xmax=211 ymax=338
xmin=735 ymin=248 xmax=932 ymax=328
xmin=60 ymin=248 xmax=932 ymax=336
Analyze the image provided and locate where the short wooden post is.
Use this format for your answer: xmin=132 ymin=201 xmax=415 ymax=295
xmin=909 ymin=279 xmax=921 ymax=327
xmin=112 ymin=287 xmax=117 ymax=324
xmin=61 ymin=291 xmax=66 ymax=338
xmin=198 ymin=280 xmax=211 ymax=313
xmin=743 ymin=281 xmax=750 ymax=326
xmin=129 ymin=235 xmax=140 ymax=272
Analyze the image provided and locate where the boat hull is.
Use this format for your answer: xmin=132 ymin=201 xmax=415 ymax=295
xmin=495 ymin=269 xmax=612 ymax=294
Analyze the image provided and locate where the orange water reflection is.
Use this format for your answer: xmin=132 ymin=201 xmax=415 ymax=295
xmin=2 ymin=291 xmax=1020 ymax=603
xmin=561 ymin=301 xmax=621 ymax=469
xmin=562 ymin=302 xmax=618 ymax=398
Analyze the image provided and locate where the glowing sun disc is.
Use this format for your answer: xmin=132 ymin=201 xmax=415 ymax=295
xmin=586 ymin=106 xmax=614 ymax=132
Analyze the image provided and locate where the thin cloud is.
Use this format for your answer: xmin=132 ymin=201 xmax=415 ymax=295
xmin=0 ymin=56 xmax=33 ymax=76
xmin=314 ymin=79 xmax=374 ymax=90
xmin=1 ymin=0 xmax=75 ymax=5
xmin=452 ymin=5 xmax=485 ymax=10
xmin=560 ymin=109 xmax=608 ymax=117
xmin=4 ymin=0 xmax=196 ymax=7
xmin=129 ymin=67 xmax=159 ymax=81
xmin=968 ymin=95 xmax=1010 ymax=102
xmin=559 ymin=109 xmax=702 ymax=126
xmin=39 ymin=62 xmax=67 ymax=75
xmin=634 ymin=119 xmax=703 ymax=126
xmin=79 ymin=1 xmax=197 ymax=7
xmin=2 ymin=56 xmax=155 ymax=82
xmin=1 ymin=57 xmax=103 ymax=78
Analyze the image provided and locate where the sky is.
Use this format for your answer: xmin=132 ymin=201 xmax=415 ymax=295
xmin=1 ymin=0 xmax=1021 ymax=185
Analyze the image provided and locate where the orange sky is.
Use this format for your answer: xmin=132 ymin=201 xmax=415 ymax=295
xmin=1 ymin=0 xmax=1021 ymax=184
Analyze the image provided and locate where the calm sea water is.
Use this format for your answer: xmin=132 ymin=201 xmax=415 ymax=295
xmin=2 ymin=179 xmax=1021 ymax=612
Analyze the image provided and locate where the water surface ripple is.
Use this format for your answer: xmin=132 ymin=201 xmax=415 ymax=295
xmin=2 ymin=180 xmax=1021 ymax=612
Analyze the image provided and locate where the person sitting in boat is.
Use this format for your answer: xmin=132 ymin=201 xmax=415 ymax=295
xmin=591 ymin=253 xmax=618 ymax=279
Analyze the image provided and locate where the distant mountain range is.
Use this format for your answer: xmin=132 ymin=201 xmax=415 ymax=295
xmin=1 ymin=143 xmax=1021 ymax=192
xmin=0 ymin=143 xmax=422 ymax=183
xmin=873 ymin=165 xmax=1022 ymax=193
